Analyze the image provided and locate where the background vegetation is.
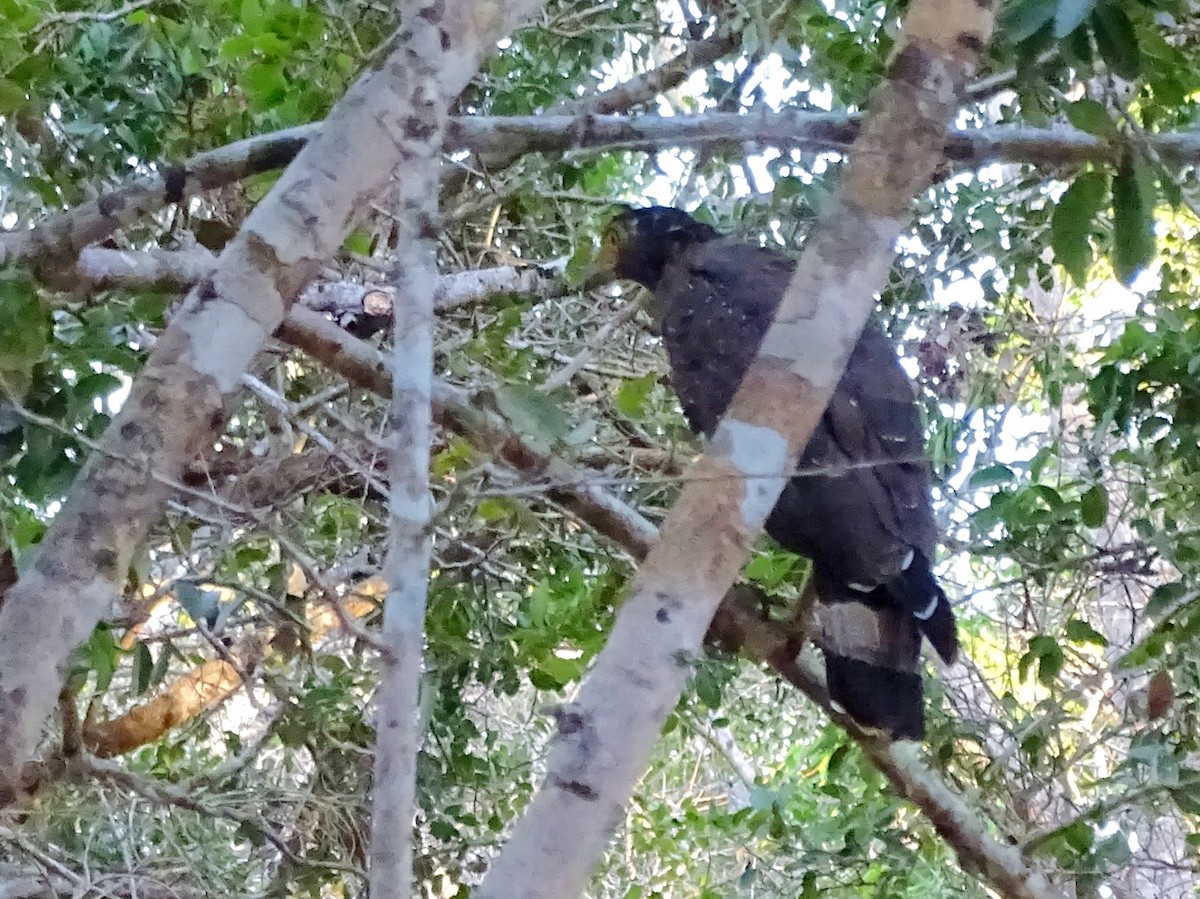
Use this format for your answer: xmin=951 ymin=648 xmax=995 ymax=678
xmin=1 ymin=0 xmax=1199 ymax=896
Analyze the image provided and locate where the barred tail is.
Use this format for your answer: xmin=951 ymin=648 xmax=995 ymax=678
xmin=817 ymin=598 xmax=926 ymax=740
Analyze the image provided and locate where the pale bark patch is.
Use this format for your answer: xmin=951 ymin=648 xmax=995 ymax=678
xmin=179 ymin=300 xmax=270 ymax=392
xmin=712 ymin=420 xmax=791 ymax=525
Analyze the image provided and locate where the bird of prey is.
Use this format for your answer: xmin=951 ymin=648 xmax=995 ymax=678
xmin=585 ymin=206 xmax=958 ymax=739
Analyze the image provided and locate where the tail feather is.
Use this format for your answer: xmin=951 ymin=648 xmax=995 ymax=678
xmin=824 ymin=652 xmax=925 ymax=740
xmin=816 ymin=597 xmax=925 ymax=740
xmin=890 ymin=550 xmax=958 ymax=664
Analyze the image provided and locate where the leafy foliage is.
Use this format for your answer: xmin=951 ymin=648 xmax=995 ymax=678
xmin=2 ymin=0 xmax=1200 ymax=897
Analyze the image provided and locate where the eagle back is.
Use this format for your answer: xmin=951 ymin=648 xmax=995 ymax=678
xmin=655 ymin=235 xmax=938 ymax=585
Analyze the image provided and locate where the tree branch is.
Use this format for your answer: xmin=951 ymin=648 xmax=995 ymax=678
xmin=441 ymin=23 xmax=741 ymax=196
xmin=9 ymin=108 xmax=1166 ymax=275
xmin=71 ymin=245 xmax=569 ymax=314
xmin=366 ymin=4 xmax=453 ymax=895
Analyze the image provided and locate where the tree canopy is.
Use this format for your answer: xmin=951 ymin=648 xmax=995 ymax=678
xmin=1 ymin=0 xmax=1199 ymax=897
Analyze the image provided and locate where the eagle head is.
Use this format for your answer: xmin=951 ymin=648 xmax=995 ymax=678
xmin=584 ymin=206 xmax=718 ymax=291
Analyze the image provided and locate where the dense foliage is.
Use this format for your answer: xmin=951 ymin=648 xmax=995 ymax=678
xmin=2 ymin=0 xmax=1200 ymax=896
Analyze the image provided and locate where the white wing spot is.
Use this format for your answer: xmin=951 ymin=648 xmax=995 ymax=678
xmin=901 ymin=548 xmax=915 ymax=570
xmin=913 ymin=594 xmax=940 ymax=621
xmin=847 ymin=582 xmax=875 ymax=593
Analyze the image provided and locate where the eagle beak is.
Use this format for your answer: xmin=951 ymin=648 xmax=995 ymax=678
xmin=580 ymin=243 xmax=619 ymax=291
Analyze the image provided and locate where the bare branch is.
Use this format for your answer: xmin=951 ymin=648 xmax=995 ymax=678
xmin=71 ymin=246 xmax=569 ymax=315
xmin=0 ymin=125 xmax=315 ymax=275
xmin=9 ymin=72 xmax=1140 ymax=276
xmin=442 ymin=24 xmax=741 ymax=195
xmin=366 ymin=5 xmax=450 ymax=895
xmin=74 ymin=245 xmax=220 ymax=291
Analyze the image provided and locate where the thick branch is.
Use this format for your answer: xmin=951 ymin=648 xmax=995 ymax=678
xmin=0 ymin=125 xmax=314 ymax=277
xmin=448 ymin=111 xmax=1137 ymax=168
xmin=74 ymin=245 xmax=221 ymax=292
xmin=7 ymin=109 xmax=1157 ymax=275
xmin=0 ymin=0 xmax=544 ymax=807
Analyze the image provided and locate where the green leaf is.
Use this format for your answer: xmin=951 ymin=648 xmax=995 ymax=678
xmin=614 ymin=372 xmax=657 ymax=419
xmin=527 ymin=580 xmax=552 ymax=627
xmin=1092 ymin=4 xmax=1142 ymax=80
xmin=1116 ymin=631 xmax=1167 ymax=669
xmin=341 ymin=229 xmax=373 ymax=257
xmin=533 ymin=654 xmax=583 ymax=689
xmin=0 ymin=80 xmax=25 ymax=114
xmin=694 ymin=670 xmax=723 ymax=710
xmin=476 ymin=497 xmax=517 ymax=523
xmin=240 ymin=0 xmax=265 ymax=29
xmin=132 ymin=643 xmax=154 ymax=696
xmin=1064 ymin=618 xmax=1108 ymax=647
xmin=0 ymin=270 xmax=49 ymax=375
xmin=799 ymin=872 xmax=819 ymax=899
xmin=432 ymin=439 xmax=475 ymax=477
xmin=244 ymin=60 xmax=288 ymax=111
xmin=1145 ymin=582 xmax=1190 ymax=621
xmin=1051 ymin=172 xmax=1108 ymax=283
xmin=969 ymin=464 xmax=1016 ymax=488
xmin=1064 ymin=99 xmax=1115 ymax=137
xmin=1001 ymin=0 xmax=1058 ymax=43
xmin=1172 ymin=786 xmax=1200 ymax=816
xmin=1021 ymin=634 xmax=1065 ymax=685
xmin=1057 ymin=819 xmax=1094 ymax=855
xmin=1054 ymin=0 xmax=1096 ymax=37
xmin=773 ymin=176 xmax=804 ymax=201
xmin=150 ymin=640 xmax=173 ymax=688
xmin=1080 ymin=484 xmax=1108 ymax=527
xmin=1092 ymin=829 xmax=1132 ymax=867
xmin=744 ymin=551 xmax=798 ymax=589
xmin=493 ymin=383 xmax=572 ymax=445
xmin=71 ymin=372 xmax=122 ymax=415
xmin=1111 ymin=157 xmax=1156 ymax=284
xmin=76 ymin=624 xmax=121 ymax=693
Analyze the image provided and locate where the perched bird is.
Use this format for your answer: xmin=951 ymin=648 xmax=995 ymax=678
xmin=585 ymin=206 xmax=958 ymax=739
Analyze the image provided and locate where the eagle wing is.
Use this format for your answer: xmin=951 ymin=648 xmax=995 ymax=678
xmin=655 ymin=236 xmax=954 ymax=739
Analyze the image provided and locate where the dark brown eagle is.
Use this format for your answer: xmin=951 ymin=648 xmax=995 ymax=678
xmin=587 ymin=206 xmax=958 ymax=739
